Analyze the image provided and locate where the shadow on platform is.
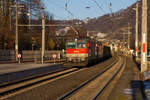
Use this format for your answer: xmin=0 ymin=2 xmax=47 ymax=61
xmin=131 ymin=80 xmax=150 ymax=100
xmin=132 ymin=55 xmax=141 ymax=71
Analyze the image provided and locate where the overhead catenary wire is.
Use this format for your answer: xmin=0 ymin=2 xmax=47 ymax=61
xmin=101 ymin=0 xmax=112 ymax=15
xmin=120 ymin=0 xmax=132 ymax=10
xmin=45 ymin=0 xmax=79 ymax=19
xmin=20 ymin=1 xmax=63 ymax=20
xmin=92 ymin=0 xmax=106 ymax=13
xmin=15 ymin=0 xmax=65 ymax=26
xmin=103 ymin=0 xmax=111 ymax=11
xmin=103 ymin=0 xmax=108 ymax=6
xmin=83 ymin=0 xmax=112 ymax=17
xmin=103 ymin=0 xmax=113 ymax=15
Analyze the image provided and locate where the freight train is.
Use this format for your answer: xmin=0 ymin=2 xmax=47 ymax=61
xmin=65 ymin=38 xmax=111 ymax=66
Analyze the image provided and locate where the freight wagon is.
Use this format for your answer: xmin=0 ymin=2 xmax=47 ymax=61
xmin=66 ymin=38 xmax=111 ymax=66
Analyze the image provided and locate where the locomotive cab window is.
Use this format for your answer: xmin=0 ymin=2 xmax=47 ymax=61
xmin=77 ymin=42 xmax=87 ymax=48
xmin=67 ymin=42 xmax=75 ymax=48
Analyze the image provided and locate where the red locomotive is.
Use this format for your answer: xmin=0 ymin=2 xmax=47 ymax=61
xmin=66 ymin=38 xmax=111 ymax=66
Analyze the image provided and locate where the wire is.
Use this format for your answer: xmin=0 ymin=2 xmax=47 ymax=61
xmin=45 ymin=0 xmax=79 ymax=19
xmin=19 ymin=0 xmax=43 ymax=12
xmin=103 ymin=0 xmax=110 ymax=10
xmin=52 ymin=15 xmax=65 ymax=20
xmin=101 ymin=0 xmax=112 ymax=14
xmin=120 ymin=0 xmax=131 ymax=10
xmin=92 ymin=0 xmax=106 ymax=13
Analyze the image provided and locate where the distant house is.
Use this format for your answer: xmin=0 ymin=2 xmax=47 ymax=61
xmin=56 ymin=29 xmax=66 ymax=36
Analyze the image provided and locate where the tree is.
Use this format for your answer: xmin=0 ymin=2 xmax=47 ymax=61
xmin=48 ymin=38 xmax=55 ymax=50
xmin=0 ymin=0 xmax=44 ymax=50
xmin=0 ymin=0 xmax=15 ymax=49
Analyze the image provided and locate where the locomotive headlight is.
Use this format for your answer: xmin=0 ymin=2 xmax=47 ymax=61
xmin=68 ymin=58 xmax=72 ymax=61
xmin=81 ymin=58 xmax=85 ymax=61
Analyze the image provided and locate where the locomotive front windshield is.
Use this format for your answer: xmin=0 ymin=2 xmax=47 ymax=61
xmin=67 ymin=41 xmax=87 ymax=48
xmin=77 ymin=42 xmax=87 ymax=48
xmin=67 ymin=42 xmax=75 ymax=48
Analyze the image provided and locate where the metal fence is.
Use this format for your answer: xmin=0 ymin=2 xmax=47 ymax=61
xmin=0 ymin=50 xmax=65 ymax=61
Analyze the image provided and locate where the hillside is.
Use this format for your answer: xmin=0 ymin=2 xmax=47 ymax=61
xmin=83 ymin=1 xmax=150 ymax=49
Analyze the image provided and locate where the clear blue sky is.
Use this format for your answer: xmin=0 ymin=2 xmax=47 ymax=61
xmin=42 ymin=0 xmax=137 ymax=20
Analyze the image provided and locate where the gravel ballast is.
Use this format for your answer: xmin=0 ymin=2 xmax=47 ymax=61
xmin=4 ymin=57 xmax=116 ymax=100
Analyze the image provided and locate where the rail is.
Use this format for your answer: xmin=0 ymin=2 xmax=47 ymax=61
xmin=92 ymin=57 xmax=126 ymax=99
xmin=0 ymin=67 xmax=82 ymax=99
xmin=57 ymin=57 xmax=119 ymax=100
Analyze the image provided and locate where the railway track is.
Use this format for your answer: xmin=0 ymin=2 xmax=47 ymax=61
xmin=0 ymin=65 xmax=85 ymax=100
xmin=0 ymin=61 xmax=68 ymax=88
xmin=92 ymin=57 xmax=126 ymax=100
xmin=57 ymin=56 xmax=125 ymax=100
xmin=0 ymin=57 xmax=118 ymax=100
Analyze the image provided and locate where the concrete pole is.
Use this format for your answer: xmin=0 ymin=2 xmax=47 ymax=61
xmin=123 ymin=33 xmax=125 ymax=48
xmin=28 ymin=0 xmax=31 ymax=30
xmin=2 ymin=0 xmax=4 ymax=16
xmin=135 ymin=2 xmax=139 ymax=58
xmin=65 ymin=0 xmax=68 ymax=10
xmin=15 ymin=0 xmax=19 ymax=61
xmin=0 ymin=0 xmax=1 ymax=17
xmin=87 ymin=31 xmax=89 ymax=37
xmin=110 ymin=2 xmax=112 ymax=16
xmin=41 ymin=9 xmax=45 ymax=64
xmin=141 ymin=0 xmax=147 ymax=73
xmin=128 ymin=23 xmax=130 ymax=50
xmin=9 ymin=7 xmax=12 ymax=30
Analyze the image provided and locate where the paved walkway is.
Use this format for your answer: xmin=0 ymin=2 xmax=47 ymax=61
xmin=0 ymin=58 xmax=65 ymax=75
xmin=0 ymin=63 xmax=56 ymax=74
xmin=106 ymin=56 xmax=150 ymax=100
xmin=0 ymin=63 xmax=63 ymax=84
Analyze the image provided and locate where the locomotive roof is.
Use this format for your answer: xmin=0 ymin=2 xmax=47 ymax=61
xmin=67 ymin=38 xmax=89 ymax=42
xmin=66 ymin=38 xmax=102 ymax=44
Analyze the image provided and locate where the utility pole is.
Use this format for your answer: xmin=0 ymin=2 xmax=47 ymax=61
xmin=28 ymin=0 xmax=31 ymax=30
xmin=141 ymin=0 xmax=148 ymax=73
xmin=65 ymin=0 xmax=68 ymax=10
xmin=128 ymin=23 xmax=131 ymax=50
xmin=9 ymin=7 xmax=12 ymax=30
xmin=87 ymin=31 xmax=89 ymax=37
xmin=9 ymin=1 xmax=12 ymax=30
xmin=11 ymin=1 xmax=24 ymax=61
xmin=15 ymin=0 xmax=19 ymax=61
xmin=41 ymin=8 xmax=45 ymax=64
xmin=109 ymin=2 xmax=112 ymax=16
xmin=135 ymin=2 xmax=139 ymax=58
xmin=123 ymin=33 xmax=125 ymax=47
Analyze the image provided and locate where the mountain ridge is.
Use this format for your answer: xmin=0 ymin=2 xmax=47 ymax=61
xmin=83 ymin=1 xmax=150 ymax=48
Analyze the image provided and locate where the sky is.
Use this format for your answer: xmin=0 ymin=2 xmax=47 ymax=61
xmin=42 ymin=0 xmax=137 ymax=20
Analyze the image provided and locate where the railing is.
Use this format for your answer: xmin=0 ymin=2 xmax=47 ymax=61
xmin=0 ymin=50 xmax=65 ymax=62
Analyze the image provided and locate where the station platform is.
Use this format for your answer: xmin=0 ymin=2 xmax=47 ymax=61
xmin=0 ymin=63 xmax=63 ymax=85
xmin=104 ymin=56 xmax=150 ymax=100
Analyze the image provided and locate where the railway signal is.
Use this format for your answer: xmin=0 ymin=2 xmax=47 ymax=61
xmin=18 ymin=54 xmax=21 ymax=64
xmin=52 ymin=54 xmax=57 ymax=64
